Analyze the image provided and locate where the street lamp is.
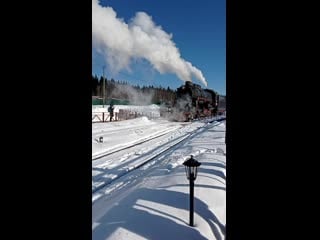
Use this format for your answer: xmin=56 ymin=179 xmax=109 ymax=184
xmin=183 ymin=155 xmax=201 ymax=227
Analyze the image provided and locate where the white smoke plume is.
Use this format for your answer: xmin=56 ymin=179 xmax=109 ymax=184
xmin=92 ymin=0 xmax=207 ymax=87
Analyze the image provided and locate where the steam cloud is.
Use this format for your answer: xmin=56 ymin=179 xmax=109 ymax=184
xmin=92 ymin=0 xmax=207 ymax=87
xmin=110 ymin=84 xmax=154 ymax=105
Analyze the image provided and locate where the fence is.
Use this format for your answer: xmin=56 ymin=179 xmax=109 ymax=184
xmin=92 ymin=109 xmax=159 ymax=123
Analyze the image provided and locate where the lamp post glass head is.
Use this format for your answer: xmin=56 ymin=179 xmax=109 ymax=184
xmin=183 ymin=155 xmax=201 ymax=180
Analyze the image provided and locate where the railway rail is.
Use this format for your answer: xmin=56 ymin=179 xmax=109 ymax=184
xmin=92 ymin=118 xmax=225 ymax=202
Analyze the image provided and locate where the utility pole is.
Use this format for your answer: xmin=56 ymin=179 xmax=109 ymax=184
xmin=102 ymin=66 xmax=106 ymax=107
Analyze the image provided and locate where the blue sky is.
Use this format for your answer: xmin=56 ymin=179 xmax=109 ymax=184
xmin=92 ymin=0 xmax=225 ymax=95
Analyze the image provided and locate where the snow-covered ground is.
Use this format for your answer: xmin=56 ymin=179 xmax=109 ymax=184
xmin=92 ymin=112 xmax=226 ymax=240
xmin=92 ymin=117 xmax=185 ymax=159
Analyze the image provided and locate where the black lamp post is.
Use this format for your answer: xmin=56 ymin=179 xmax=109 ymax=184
xmin=183 ymin=155 xmax=201 ymax=227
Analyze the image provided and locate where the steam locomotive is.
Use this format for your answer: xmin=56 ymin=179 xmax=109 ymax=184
xmin=161 ymin=81 xmax=223 ymax=121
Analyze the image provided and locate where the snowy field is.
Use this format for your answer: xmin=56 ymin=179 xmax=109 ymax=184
xmin=92 ymin=110 xmax=226 ymax=240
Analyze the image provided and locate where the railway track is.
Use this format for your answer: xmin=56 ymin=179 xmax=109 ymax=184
xmin=92 ymin=127 xmax=180 ymax=161
xmin=92 ymin=120 xmax=188 ymax=160
xmin=92 ymin=119 xmax=225 ymax=201
xmin=92 ymin=132 xmax=191 ymax=193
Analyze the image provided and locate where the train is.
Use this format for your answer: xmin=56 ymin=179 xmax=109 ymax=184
xmin=161 ymin=81 xmax=225 ymax=121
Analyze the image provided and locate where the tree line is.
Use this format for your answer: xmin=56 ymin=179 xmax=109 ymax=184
xmin=92 ymin=75 xmax=176 ymax=105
